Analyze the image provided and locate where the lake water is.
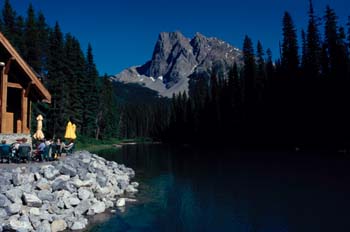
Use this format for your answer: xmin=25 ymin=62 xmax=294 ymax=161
xmin=90 ymin=144 xmax=350 ymax=232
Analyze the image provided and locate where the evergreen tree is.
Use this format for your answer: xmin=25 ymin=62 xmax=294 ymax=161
xmin=265 ymin=48 xmax=274 ymax=81
xmin=63 ymin=34 xmax=78 ymax=126
xmin=2 ymin=0 xmax=17 ymax=43
xmin=210 ymin=72 xmax=219 ymax=103
xmin=47 ymin=22 xmax=67 ymax=137
xmin=336 ymin=26 xmax=348 ymax=78
xmin=227 ymin=62 xmax=241 ymax=108
xmin=29 ymin=10 xmax=50 ymax=137
xmin=242 ymin=35 xmax=256 ymax=105
xmin=83 ymin=44 xmax=99 ymax=137
xmin=256 ymin=40 xmax=266 ymax=102
xmin=209 ymin=73 xmax=220 ymax=129
xmin=232 ymin=62 xmax=242 ymax=108
xmin=264 ymin=48 xmax=275 ymax=116
xmin=71 ymin=37 xmax=86 ymax=133
xmin=281 ymin=11 xmax=299 ymax=78
xmin=225 ymin=62 xmax=242 ymax=138
xmin=14 ymin=15 xmax=25 ymax=54
xmin=96 ymin=75 xmax=118 ymax=139
xmin=324 ymin=5 xmax=339 ymax=79
xmin=36 ymin=11 xmax=49 ymax=76
xmin=301 ymin=30 xmax=307 ymax=71
xmin=24 ymin=4 xmax=40 ymax=71
xmin=305 ymin=0 xmax=321 ymax=78
xmin=320 ymin=43 xmax=330 ymax=78
xmin=256 ymin=41 xmax=265 ymax=78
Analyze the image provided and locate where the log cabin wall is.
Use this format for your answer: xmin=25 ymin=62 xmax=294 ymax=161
xmin=0 ymin=60 xmax=30 ymax=134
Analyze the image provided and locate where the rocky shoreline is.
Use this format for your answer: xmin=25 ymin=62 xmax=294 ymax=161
xmin=0 ymin=151 xmax=138 ymax=231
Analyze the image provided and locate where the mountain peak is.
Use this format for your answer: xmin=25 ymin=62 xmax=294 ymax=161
xmin=159 ymin=31 xmax=185 ymax=39
xmin=113 ymin=32 xmax=242 ymax=97
xmin=194 ymin=32 xmax=205 ymax=38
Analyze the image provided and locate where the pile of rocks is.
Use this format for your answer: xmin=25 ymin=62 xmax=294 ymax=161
xmin=0 ymin=151 xmax=138 ymax=231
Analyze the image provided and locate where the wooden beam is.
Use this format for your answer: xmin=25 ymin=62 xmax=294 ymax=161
xmin=7 ymin=82 xmax=22 ymax=89
xmin=28 ymin=101 xmax=31 ymax=133
xmin=16 ymin=119 xmax=22 ymax=133
xmin=21 ymin=88 xmax=28 ymax=134
xmin=1 ymin=69 xmax=8 ymax=133
xmin=4 ymin=57 xmax=15 ymax=75
xmin=25 ymin=81 xmax=32 ymax=97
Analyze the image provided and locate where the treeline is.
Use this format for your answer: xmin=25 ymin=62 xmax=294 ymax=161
xmin=0 ymin=0 xmax=118 ymax=140
xmin=123 ymin=1 xmax=350 ymax=149
xmin=113 ymin=82 xmax=171 ymax=139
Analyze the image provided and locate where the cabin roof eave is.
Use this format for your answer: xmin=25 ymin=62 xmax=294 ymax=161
xmin=0 ymin=32 xmax=51 ymax=103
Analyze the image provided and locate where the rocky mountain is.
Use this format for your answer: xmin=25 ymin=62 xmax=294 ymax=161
xmin=112 ymin=31 xmax=243 ymax=97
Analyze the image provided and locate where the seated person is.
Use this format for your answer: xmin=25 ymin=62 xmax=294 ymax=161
xmin=17 ymin=138 xmax=32 ymax=162
xmin=0 ymin=140 xmax=11 ymax=163
xmin=10 ymin=138 xmax=22 ymax=156
xmin=62 ymin=139 xmax=75 ymax=155
xmin=35 ymin=139 xmax=46 ymax=162
xmin=52 ymin=138 xmax=63 ymax=158
xmin=45 ymin=138 xmax=53 ymax=146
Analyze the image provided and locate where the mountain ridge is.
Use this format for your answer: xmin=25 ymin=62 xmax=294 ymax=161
xmin=112 ymin=31 xmax=243 ymax=97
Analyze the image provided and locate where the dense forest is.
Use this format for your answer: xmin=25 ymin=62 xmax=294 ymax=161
xmin=0 ymin=0 xmax=118 ymax=140
xmin=121 ymin=1 xmax=350 ymax=150
xmin=2 ymin=0 xmax=350 ymax=150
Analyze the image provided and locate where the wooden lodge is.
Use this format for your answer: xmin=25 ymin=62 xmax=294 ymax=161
xmin=0 ymin=32 xmax=51 ymax=135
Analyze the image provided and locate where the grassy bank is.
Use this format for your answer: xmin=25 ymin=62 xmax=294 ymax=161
xmin=76 ymin=136 xmax=121 ymax=153
xmin=75 ymin=136 xmax=153 ymax=153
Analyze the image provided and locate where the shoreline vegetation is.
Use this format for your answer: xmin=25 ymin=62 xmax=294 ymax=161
xmin=76 ymin=137 xmax=155 ymax=154
xmin=77 ymin=136 xmax=350 ymax=155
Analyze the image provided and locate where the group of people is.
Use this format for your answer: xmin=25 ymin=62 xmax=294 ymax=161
xmin=0 ymin=117 xmax=77 ymax=163
xmin=0 ymin=137 xmax=75 ymax=163
xmin=33 ymin=137 xmax=75 ymax=162
xmin=0 ymin=137 xmax=32 ymax=163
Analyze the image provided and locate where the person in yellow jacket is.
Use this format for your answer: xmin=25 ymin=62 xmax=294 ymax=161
xmin=64 ymin=117 xmax=77 ymax=140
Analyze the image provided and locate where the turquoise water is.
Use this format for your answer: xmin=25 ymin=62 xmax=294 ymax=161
xmin=90 ymin=145 xmax=350 ymax=232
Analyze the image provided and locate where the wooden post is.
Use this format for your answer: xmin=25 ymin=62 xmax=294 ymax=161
xmin=22 ymin=88 xmax=28 ymax=134
xmin=16 ymin=119 xmax=21 ymax=133
xmin=28 ymin=101 xmax=31 ymax=134
xmin=1 ymin=68 xmax=8 ymax=133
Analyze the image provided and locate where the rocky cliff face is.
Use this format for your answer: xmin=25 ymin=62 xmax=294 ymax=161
xmin=112 ymin=31 xmax=242 ymax=97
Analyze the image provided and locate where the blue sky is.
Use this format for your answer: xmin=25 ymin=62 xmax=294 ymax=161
xmin=7 ymin=0 xmax=350 ymax=75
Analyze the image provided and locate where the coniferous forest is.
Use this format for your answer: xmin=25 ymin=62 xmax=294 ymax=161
xmin=122 ymin=1 xmax=350 ymax=150
xmin=0 ymin=0 xmax=118 ymax=140
xmin=2 ymin=0 xmax=350 ymax=150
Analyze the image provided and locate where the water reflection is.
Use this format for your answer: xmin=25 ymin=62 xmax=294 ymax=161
xmin=92 ymin=145 xmax=350 ymax=232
